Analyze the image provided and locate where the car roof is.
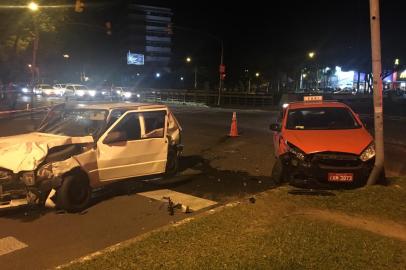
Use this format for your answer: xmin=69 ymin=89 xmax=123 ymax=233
xmin=287 ymin=101 xmax=349 ymax=110
xmin=71 ymin=102 xmax=168 ymax=111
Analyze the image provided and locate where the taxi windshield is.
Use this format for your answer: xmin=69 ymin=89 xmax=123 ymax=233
xmin=286 ymin=107 xmax=361 ymax=130
xmin=38 ymin=109 xmax=108 ymax=137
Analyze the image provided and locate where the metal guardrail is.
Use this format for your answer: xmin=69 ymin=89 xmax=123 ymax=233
xmin=141 ymin=90 xmax=274 ymax=107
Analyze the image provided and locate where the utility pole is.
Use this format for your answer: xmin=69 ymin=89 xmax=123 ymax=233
xmin=367 ymin=0 xmax=384 ymax=185
xmin=194 ymin=66 xmax=197 ymax=89
xmin=217 ymin=40 xmax=224 ymax=106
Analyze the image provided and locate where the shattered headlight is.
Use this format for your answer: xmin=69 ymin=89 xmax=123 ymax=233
xmin=287 ymin=142 xmax=306 ymax=161
xmin=37 ymin=164 xmax=53 ymax=179
xmin=21 ymin=171 xmax=36 ymax=186
xmin=360 ymin=143 xmax=375 ymax=162
xmin=0 ymin=170 xmax=12 ymax=181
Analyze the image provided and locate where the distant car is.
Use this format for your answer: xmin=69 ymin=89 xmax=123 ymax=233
xmin=270 ymin=96 xmax=376 ymax=187
xmin=64 ymin=84 xmax=97 ymax=99
xmin=0 ymin=103 xmax=183 ymax=212
xmin=16 ymin=83 xmax=32 ymax=95
xmin=53 ymin=84 xmax=66 ymax=93
xmin=114 ymin=87 xmax=141 ymax=101
xmin=33 ymin=84 xmax=62 ymax=96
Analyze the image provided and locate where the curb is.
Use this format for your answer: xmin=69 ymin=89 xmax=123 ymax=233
xmin=55 ymin=201 xmax=242 ymax=269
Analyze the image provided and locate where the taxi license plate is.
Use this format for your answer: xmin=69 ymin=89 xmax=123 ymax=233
xmin=328 ymin=173 xmax=353 ymax=182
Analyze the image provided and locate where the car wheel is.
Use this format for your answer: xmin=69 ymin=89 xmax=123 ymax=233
xmin=165 ymin=147 xmax=179 ymax=177
xmin=271 ymin=158 xmax=287 ymax=185
xmin=56 ymin=173 xmax=91 ymax=212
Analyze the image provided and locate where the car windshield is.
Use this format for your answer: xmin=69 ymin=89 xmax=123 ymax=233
xmin=286 ymin=107 xmax=361 ymax=130
xmin=75 ymin=85 xmax=88 ymax=90
xmin=38 ymin=109 xmax=108 ymax=137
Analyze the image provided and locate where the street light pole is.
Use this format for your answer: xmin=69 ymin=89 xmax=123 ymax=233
xmin=367 ymin=0 xmax=384 ymax=185
xmin=194 ymin=66 xmax=197 ymax=89
xmin=217 ymin=40 xmax=224 ymax=106
xmin=32 ymin=16 xmax=39 ymax=83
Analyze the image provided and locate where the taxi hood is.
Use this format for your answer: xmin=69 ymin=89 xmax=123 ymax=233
xmin=0 ymin=132 xmax=93 ymax=173
xmin=283 ymin=128 xmax=373 ymax=155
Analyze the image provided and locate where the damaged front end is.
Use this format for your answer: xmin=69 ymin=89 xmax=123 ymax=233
xmin=282 ymin=144 xmax=374 ymax=188
xmin=0 ymin=144 xmax=91 ymax=210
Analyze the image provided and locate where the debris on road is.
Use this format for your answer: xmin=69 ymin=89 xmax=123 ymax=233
xmin=249 ymin=197 xmax=256 ymax=204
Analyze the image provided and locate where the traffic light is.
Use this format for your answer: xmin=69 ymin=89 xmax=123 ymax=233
xmin=75 ymin=0 xmax=84 ymax=13
xmin=105 ymin=21 xmax=112 ymax=35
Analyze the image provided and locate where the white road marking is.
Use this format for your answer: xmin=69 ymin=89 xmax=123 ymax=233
xmin=138 ymin=189 xmax=217 ymax=211
xmin=0 ymin=237 xmax=28 ymax=256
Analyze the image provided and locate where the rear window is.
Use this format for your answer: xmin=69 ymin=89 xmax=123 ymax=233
xmin=286 ymin=107 xmax=361 ymax=130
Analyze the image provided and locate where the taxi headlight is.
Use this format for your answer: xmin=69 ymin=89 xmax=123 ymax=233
xmin=123 ymin=92 xmax=132 ymax=98
xmin=287 ymin=142 xmax=306 ymax=161
xmin=360 ymin=143 xmax=375 ymax=162
xmin=21 ymin=171 xmax=36 ymax=186
xmin=88 ymin=90 xmax=96 ymax=97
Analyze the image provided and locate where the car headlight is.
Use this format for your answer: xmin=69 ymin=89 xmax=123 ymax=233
xmin=136 ymin=93 xmax=141 ymax=98
xmin=88 ymin=90 xmax=96 ymax=97
xmin=37 ymin=164 xmax=53 ymax=179
xmin=123 ymin=92 xmax=132 ymax=98
xmin=21 ymin=171 xmax=36 ymax=186
xmin=22 ymin=88 xmax=29 ymax=93
xmin=287 ymin=142 xmax=306 ymax=161
xmin=360 ymin=143 xmax=375 ymax=162
xmin=76 ymin=90 xmax=85 ymax=96
xmin=116 ymin=90 xmax=122 ymax=94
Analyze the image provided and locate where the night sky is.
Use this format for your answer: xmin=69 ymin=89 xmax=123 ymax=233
xmin=129 ymin=0 xmax=405 ymax=74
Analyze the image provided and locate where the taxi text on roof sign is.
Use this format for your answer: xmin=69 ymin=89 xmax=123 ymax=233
xmin=303 ymin=96 xmax=323 ymax=102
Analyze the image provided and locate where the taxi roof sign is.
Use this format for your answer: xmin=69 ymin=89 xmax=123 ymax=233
xmin=303 ymin=96 xmax=323 ymax=102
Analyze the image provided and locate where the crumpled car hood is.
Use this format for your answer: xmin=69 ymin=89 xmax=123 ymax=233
xmin=0 ymin=132 xmax=94 ymax=173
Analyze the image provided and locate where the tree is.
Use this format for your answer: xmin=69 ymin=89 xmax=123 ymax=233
xmin=0 ymin=0 xmax=68 ymax=82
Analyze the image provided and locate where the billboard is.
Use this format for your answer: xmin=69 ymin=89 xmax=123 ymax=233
xmin=127 ymin=51 xmax=144 ymax=65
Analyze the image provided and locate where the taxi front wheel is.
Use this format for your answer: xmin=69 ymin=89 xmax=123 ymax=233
xmin=56 ymin=173 xmax=91 ymax=212
xmin=271 ymin=158 xmax=288 ymax=185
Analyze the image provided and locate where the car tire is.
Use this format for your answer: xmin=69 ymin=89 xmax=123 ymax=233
xmin=271 ymin=158 xmax=287 ymax=185
xmin=165 ymin=147 xmax=179 ymax=177
xmin=56 ymin=173 xmax=91 ymax=212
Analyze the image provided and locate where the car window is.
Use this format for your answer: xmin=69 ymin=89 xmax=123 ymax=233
xmin=142 ymin=111 xmax=166 ymax=139
xmin=67 ymin=86 xmax=74 ymax=90
xmin=106 ymin=109 xmax=127 ymax=129
xmin=110 ymin=112 xmax=141 ymax=141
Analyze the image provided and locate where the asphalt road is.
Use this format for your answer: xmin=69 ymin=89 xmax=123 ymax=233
xmin=0 ymin=98 xmax=405 ymax=270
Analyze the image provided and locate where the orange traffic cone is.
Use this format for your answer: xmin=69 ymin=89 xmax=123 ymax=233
xmin=229 ymin=112 xmax=239 ymax=137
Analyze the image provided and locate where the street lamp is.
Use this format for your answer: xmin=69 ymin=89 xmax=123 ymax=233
xmin=255 ymin=72 xmax=260 ymax=77
xmin=308 ymin=51 xmax=315 ymax=59
xmin=28 ymin=2 xmax=39 ymax=11
xmin=63 ymin=54 xmax=70 ymax=59
xmin=395 ymin=58 xmax=400 ymax=65
xmin=186 ymin=57 xmax=192 ymax=63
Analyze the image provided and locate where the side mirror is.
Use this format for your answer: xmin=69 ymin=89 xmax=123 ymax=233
xmin=269 ymin=123 xmax=281 ymax=132
xmin=103 ymin=131 xmax=127 ymax=144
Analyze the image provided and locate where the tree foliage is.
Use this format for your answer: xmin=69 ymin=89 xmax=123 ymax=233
xmin=0 ymin=0 xmax=69 ymax=81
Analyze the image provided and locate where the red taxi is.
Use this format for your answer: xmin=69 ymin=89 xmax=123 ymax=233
xmin=270 ymin=96 xmax=375 ymax=187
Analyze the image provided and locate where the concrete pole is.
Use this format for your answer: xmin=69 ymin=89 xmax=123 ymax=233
xmin=217 ymin=40 xmax=224 ymax=106
xmin=367 ymin=0 xmax=384 ymax=185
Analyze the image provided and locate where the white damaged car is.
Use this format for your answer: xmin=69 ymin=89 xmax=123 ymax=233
xmin=0 ymin=103 xmax=182 ymax=212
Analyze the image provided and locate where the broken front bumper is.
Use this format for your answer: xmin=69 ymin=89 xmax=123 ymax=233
xmin=282 ymin=152 xmax=374 ymax=188
xmin=0 ymin=170 xmax=61 ymax=210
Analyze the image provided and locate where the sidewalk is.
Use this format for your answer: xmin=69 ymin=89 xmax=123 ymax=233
xmin=61 ymin=178 xmax=406 ymax=270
